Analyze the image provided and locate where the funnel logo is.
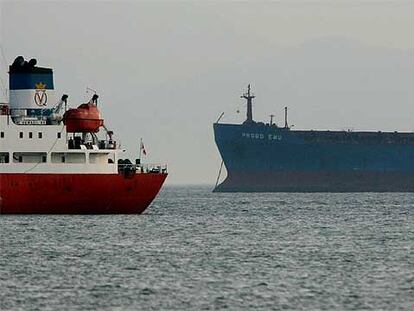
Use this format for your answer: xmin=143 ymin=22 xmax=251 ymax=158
xmin=34 ymin=82 xmax=47 ymax=106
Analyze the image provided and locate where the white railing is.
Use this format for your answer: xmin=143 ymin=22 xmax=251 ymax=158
xmin=118 ymin=163 xmax=167 ymax=174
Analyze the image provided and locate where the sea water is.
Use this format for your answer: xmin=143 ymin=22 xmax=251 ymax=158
xmin=1 ymin=186 xmax=413 ymax=310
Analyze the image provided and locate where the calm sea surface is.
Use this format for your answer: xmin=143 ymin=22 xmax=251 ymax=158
xmin=1 ymin=186 xmax=413 ymax=310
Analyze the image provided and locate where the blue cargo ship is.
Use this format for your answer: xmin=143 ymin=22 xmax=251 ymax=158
xmin=213 ymin=85 xmax=414 ymax=192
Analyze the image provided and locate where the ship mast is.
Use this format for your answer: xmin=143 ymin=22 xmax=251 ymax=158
xmin=241 ymin=84 xmax=255 ymax=124
xmin=284 ymin=106 xmax=288 ymax=129
xmin=269 ymin=114 xmax=275 ymax=126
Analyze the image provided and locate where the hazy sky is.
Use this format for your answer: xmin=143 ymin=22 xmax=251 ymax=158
xmin=1 ymin=1 xmax=414 ymax=184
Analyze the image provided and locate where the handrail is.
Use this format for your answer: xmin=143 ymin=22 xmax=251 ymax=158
xmin=118 ymin=163 xmax=168 ymax=174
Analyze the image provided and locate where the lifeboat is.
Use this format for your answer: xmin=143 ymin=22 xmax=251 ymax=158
xmin=63 ymin=95 xmax=103 ymax=133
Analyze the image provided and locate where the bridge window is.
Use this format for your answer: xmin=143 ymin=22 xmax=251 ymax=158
xmin=0 ymin=132 xmax=4 ymax=138
xmin=29 ymin=132 xmax=33 ymax=139
xmin=0 ymin=152 xmax=9 ymax=163
xmin=57 ymin=132 xmax=61 ymax=139
xmin=108 ymin=153 xmax=115 ymax=164
xmin=19 ymin=132 xmax=23 ymax=138
xmin=90 ymin=153 xmax=110 ymax=164
xmin=51 ymin=152 xmax=86 ymax=164
xmin=13 ymin=152 xmax=47 ymax=163
xmin=38 ymin=132 xmax=42 ymax=139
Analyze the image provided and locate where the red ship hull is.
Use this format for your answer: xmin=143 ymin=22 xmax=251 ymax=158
xmin=0 ymin=173 xmax=167 ymax=214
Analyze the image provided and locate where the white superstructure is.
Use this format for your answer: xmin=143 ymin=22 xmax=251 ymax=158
xmin=0 ymin=113 xmax=120 ymax=174
xmin=0 ymin=56 xmax=121 ymax=174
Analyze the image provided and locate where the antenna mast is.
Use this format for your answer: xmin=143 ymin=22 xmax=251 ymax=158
xmin=284 ymin=107 xmax=288 ymax=129
xmin=241 ymin=84 xmax=255 ymax=124
xmin=269 ymin=114 xmax=275 ymax=126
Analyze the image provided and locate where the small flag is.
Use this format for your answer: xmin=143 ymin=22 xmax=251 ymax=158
xmin=140 ymin=141 xmax=147 ymax=156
